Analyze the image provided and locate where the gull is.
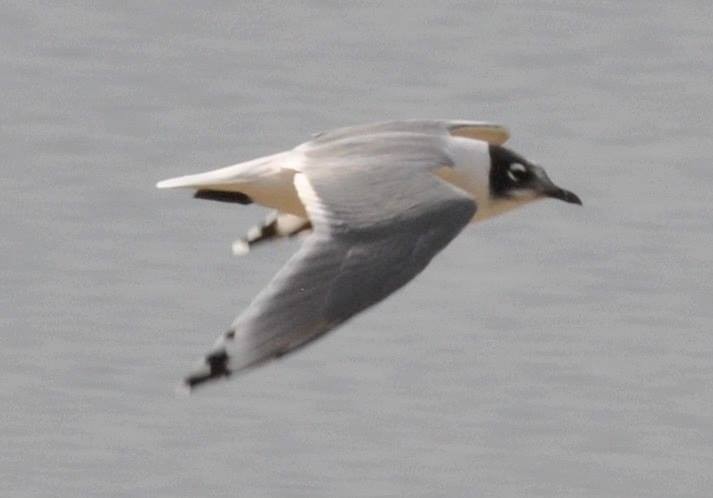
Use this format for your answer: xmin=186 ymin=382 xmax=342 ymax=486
xmin=157 ymin=119 xmax=581 ymax=391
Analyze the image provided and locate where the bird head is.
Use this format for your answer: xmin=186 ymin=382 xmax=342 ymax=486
xmin=473 ymin=144 xmax=581 ymax=220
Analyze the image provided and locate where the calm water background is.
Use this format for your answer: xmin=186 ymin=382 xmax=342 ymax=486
xmin=2 ymin=1 xmax=712 ymax=496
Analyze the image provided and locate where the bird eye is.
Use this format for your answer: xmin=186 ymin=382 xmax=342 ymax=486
xmin=507 ymin=163 xmax=529 ymax=182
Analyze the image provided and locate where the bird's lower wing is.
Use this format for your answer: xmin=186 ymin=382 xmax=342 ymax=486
xmin=182 ymin=134 xmax=476 ymax=391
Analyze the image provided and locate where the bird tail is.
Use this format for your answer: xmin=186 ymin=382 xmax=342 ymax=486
xmin=156 ymin=151 xmax=288 ymax=190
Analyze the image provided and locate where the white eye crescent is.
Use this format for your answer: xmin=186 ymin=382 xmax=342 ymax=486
xmin=507 ymin=163 xmax=527 ymax=182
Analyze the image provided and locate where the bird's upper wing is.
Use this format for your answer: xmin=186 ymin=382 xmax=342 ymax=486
xmin=156 ymin=120 xmax=507 ymax=192
xmin=182 ymin=132 xmax=477 ymax=391
xmin=310 ymin=119 xmax=509 ymax=146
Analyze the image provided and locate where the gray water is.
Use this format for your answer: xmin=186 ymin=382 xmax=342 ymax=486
xmin=2 ymin=1 xmax=712 ymax=496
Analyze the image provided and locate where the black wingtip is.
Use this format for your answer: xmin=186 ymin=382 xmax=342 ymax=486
xmin=182 ymin=349 xmax=232 ymax=391
xmin=194 ymin=190 xmax=253 ymax=204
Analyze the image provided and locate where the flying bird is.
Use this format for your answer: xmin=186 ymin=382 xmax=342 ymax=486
xmin=157 ymin=119 xmax=581 ymax=391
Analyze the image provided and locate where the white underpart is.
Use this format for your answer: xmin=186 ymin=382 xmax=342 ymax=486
xmin=243 ymin=170 xmax=306 ymax=217
xmin=271 ymin=212 xmax=310 ymax=236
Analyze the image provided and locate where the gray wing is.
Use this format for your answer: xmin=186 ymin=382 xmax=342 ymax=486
xmin=310 ymin=119 xmax=509 ymax=146
xmin=182 ymin=133 xmax=477 ymax=391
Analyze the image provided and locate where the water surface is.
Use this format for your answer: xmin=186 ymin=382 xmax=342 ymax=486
xmin=2 ymin=1 xmax=712 ymax=496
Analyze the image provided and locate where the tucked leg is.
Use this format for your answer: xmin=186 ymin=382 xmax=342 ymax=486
xmin=232 ymin=211 xmax=312 ymax=255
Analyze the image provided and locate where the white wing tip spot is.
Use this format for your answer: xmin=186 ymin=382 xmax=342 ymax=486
xmin=232 ymin=239 xmax=250 ymax=256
